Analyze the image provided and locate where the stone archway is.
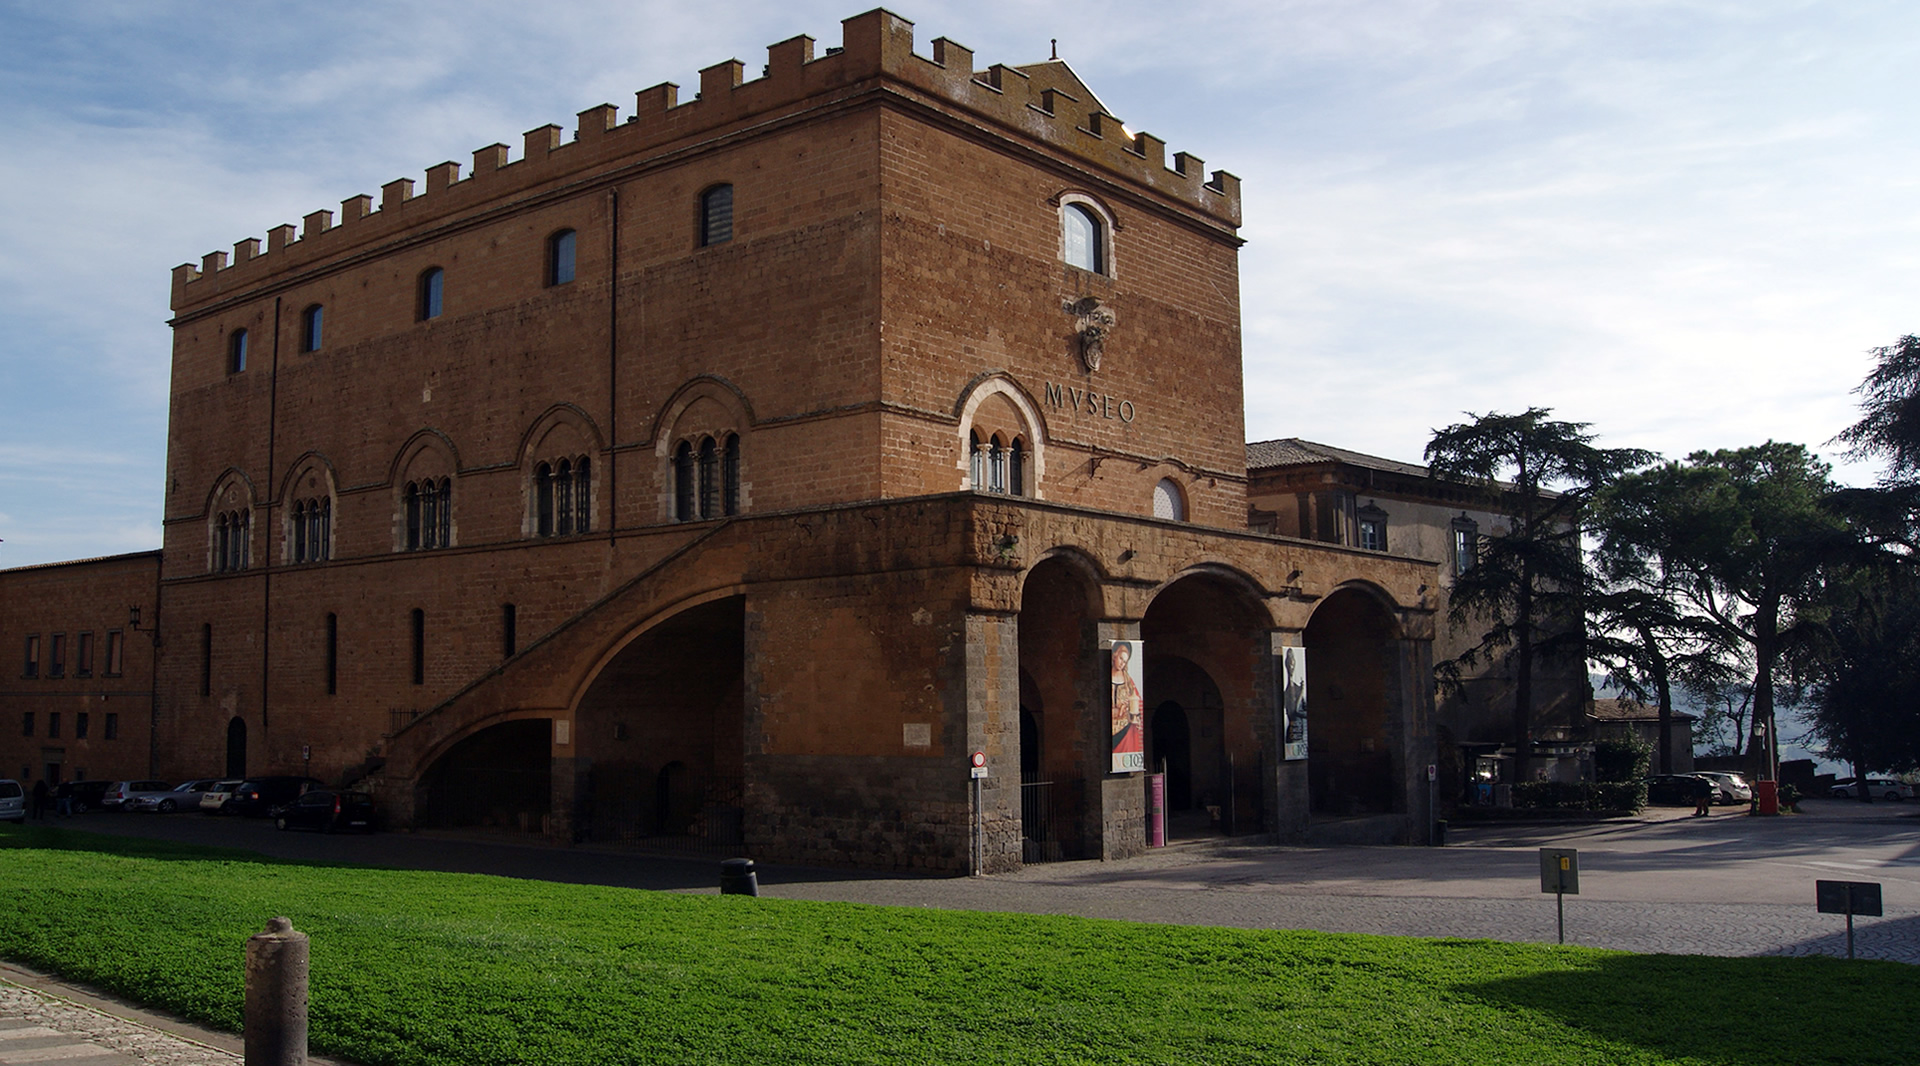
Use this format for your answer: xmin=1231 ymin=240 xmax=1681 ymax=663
xmin=572 ymin=596 xmax=745 ymax=848
xmin=1304 ymin=587 xmax=1402 ymax=816
xmin=419 ymin=718 xmax=552 ymax=831
xmin=1016 ymin=554 xmax=1104 ymax=861
xmin=1141 ymin=572 xmax=1272 ymax=838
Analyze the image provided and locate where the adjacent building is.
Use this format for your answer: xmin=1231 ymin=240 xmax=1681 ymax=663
xmin=1246 ymin=438 xmax=1593 ymax=806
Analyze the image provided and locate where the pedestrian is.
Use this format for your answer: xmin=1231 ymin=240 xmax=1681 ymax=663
xmin=1691 ymin=774 xmax=1713 ymax=817
xmin=31 ymin=779 xmax=50 ymax=820
xmin=54 ymin=780 xmax=74 ymax=818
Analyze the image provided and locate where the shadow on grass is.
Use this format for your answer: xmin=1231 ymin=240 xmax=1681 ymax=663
xmin=0 ymin=823 xmax=278 ymax=863
xmin=1462 ymin=951 xmax=1919 ymax=1065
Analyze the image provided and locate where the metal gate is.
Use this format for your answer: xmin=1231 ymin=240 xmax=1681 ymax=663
xmin=1021 ymin=772 xmax=1080 ymax=864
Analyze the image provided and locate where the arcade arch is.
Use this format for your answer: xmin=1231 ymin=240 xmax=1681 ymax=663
xmin=1303 ymin=586 xmax=1403 ymax=816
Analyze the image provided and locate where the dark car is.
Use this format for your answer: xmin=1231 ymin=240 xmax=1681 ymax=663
xmin=222 ymin=776 xmax=324 ymax=817
xmin=1646 ymin=774 xmax=1707 ymax=806
xmin=272 ymin=789 xmax=376 ymax=833
xmin=68 ymin=780 xmax=112 ymax=813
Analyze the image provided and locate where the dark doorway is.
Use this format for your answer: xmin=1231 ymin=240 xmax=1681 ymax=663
xmin=225 ymin=717 xmax=246 ymax=778
xmin=1019 ymin=706 xmax=1041 ymax=777
xmin=1150 ymin=701 xmax=1192 ymax=810
xmin=655 ymin=761 xmax=691 ymax=835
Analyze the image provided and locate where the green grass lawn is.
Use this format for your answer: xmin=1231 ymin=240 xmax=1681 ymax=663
xmin=0 ymin=825 xmax=1908 ymax=1065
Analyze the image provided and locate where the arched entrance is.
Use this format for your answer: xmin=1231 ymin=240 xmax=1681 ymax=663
xmin=225 ymin=717 xmax=246 ymax=779
xmin=419 ymin=718 xmax=552 ymax=831
xmin=1304 ymin=587 xmax=1401 ymax=816
xmin=573 ymin=596 xmax=745 ymax=849
xmin=1016 ymin=555 xmax=1103 ymax=862
xmin=1141 ymin=573 xmax=1270 ymax=839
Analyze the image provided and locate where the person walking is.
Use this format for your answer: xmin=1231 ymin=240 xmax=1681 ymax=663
xmin=31 ymin=779 xmax=50 ymax=820
xmin=54 ymin=780 xmax=74 ymax=818
xmin=1691 ymin=775 xmax=1713 ymax=817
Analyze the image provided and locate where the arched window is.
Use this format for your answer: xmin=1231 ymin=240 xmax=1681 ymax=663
xmin=673 ymin=443 xmax=695 ymax=522
xmin=969 ymin=431 xmax=985 ymax=491
xmin=697 ymin=437 xmax=719 ymax=518
xmin=228 ymin=329 xmax=248 ymax=374
xmin=291 ymin=497 xmax=330 ymax=563
xmin=534 ymin=456 xmax=591 ymax=536
xmin=418 ymin=268 xmax=444 ymax=321
xmin=548 ymin=229 xmax=576 ymax=286
xmin=673 ymin=436 xmax=739 ymax=521
xmin=722 ymin=434 xmax=740 ymax=516
xmin=700 ymin=184 xmax=734 ymax=247
xmin=988 ymin=435 xmax=1007 ymax=493
xmin=1062 ymin=202 xmax=1105 ymax=274
xmin=404 ymin=478 xmax=450 ymax=550
xmin=300 ymin=305 xmax=323 ymax=353
xmin=1008 ymin=438 xmax=1025 ymax=496
xmin=1152 ymin=478 xmax=1185 ymax=521
xmin=969 ymin=432 xmax=1028 ymax=497
xmin=213 ymin=509 xmax=251 ymax=571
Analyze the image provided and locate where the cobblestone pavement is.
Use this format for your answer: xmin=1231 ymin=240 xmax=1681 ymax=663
xmin=0 ymin=972 xmax=237 ymax=1066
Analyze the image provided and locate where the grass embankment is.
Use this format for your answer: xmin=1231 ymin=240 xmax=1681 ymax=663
xmin=0 ymin=825 xmax=1908 ymax=1065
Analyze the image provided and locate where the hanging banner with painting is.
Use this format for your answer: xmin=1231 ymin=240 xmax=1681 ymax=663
xmin=1280 ymin=646 xmax=1309 ymax=761
xmin=1109 ymin=639 xmax=1145 ymax=773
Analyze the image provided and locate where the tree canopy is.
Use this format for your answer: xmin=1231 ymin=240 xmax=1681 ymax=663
xmin=1425 ymin=408 xmax=1653 ymax=781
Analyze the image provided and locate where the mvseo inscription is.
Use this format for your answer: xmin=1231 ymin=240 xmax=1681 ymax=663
xmin=1044 ymin=382 xmax=1136 ymax=423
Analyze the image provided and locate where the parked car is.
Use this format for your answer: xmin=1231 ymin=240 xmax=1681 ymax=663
xmin=272 ymin=789 xmax=376 ymax=833
xmin=1645 ymin=774 xmax=1708 ymax=806
xmin=221 ymin=777 xmax=324 ymax=817
xmin=1693 ymin=771 xmax=1753 ymax=805
xmin=198 ymin=779 xmax=245 ymax=813
xmin=1830 ymin=777 xmax=1914 ymax=801
xmin=0 ymin=779 xmax=24 ymax=824
xmin=102 ymin=781 xmax=175 ymax=811
xmin=67 ymin=780 xmax=112 ymax=813
xmin=130 ymin=778 xmax=225 ymax=813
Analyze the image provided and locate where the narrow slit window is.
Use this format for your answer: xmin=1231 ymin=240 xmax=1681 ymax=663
xmin=228 ymin=329 xmax=248 ymax=374
xmin=410 ymin=608 xmax=425 ymax=686
xmin=549 ymin=230 xmax=576 ymax=286
xmin=418 ymin=268 xmax=444 ymax=321
xmin=301 ymin=305 xmax=324 ymax=352
xmin=700 ymin=185 xmax=734 ymax=246
xmin=674 ymin=442 xmax=695 ymax=521
xmin=324 ymin=613 xmax=338 ymax=695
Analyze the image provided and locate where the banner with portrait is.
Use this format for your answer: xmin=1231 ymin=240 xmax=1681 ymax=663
xmin=1280 ymin=645 xmax=1308 ymax=761
xmin=1109 ymin=639 xmax=1145 ymax=773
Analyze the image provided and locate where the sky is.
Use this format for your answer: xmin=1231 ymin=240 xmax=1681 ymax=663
xmin=1 ymin=0 xmax=1915 ymax=570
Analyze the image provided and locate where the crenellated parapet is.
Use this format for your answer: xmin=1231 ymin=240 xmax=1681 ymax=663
xmin=172 ymin=7 xmax=1240 ymax=312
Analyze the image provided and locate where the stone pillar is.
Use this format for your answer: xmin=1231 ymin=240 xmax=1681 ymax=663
xmin=1268 ymin=629 xmax=1310 ymax=843
xmin=1085 ymin=619 xmax=1145 ymax=861
xmin=244 ymin=917 xmax=308 ymax=1066
xmin=965 ymin=610 xmax=1023 ymax=873
xmin=1393 ymin=635 xmax=1436 ymax=845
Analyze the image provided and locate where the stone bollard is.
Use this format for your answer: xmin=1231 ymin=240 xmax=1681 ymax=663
xmin=720 ymin=857 xmax=759 ymax=896
xmin=244 ymin=917 xmax=309 ymax=1066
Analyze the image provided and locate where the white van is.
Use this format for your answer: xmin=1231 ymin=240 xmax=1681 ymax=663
xmin=0 ymin=779 xmax=24 ymax=824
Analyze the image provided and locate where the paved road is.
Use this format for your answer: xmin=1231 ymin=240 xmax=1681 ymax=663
xmin=19 ymin=796 xmax=1920 ymax=961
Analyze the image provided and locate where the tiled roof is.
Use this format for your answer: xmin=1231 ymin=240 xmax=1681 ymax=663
xmin=1245 ymin=437 xmax=1432 ymax=478
xmin=0 ymin=549 xmax=162 ymax=576
xmin=1589 ymin=697 xmax=1697 ymax=723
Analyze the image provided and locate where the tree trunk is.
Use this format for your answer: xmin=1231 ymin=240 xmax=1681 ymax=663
xmin=1654 ymin=666 xmax=1673 ymax=775
xmin=1514 ymin=566 xmax=1534 ymax=784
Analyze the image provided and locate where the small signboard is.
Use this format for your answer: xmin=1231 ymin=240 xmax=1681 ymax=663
xmin=1817 ymin=879 xmax=1882 ymax=959
xmin=1816 ymin=880 xmax=1882 ymax=917
xmin=1539 ymin=849 xmax=1579 ymax=895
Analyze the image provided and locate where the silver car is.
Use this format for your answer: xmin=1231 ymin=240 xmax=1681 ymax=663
xmin=102 ymin=780 xmax=173 ymax=811
xmin=131 ymin=778 xmax=223 ymax=813
xmin=0 ymin=779 xmax=24 ymax=824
